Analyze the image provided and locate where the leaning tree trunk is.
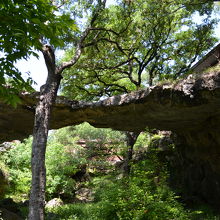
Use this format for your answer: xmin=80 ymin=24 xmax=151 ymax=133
xmin=28 ymin=45 xmax=62 ymax=220
xmin=27 ymin=16 xmax=97 ymax=219
xmin=123 ymin=131 xmax=140 ymax=175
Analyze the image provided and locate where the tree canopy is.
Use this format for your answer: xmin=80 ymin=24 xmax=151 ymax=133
xmin=0 ymin=0 xmax=75 ymax=105
xmin=0 ymin=0 xmax=218 ymax=103
xmin=61 ymin=0 xmax=218 ymax=101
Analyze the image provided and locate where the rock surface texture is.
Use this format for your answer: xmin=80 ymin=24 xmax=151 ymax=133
xmin=1 ymin=68 xmax=220 ymax=208
xmin=1 ymin=69 xmax=220 ymax=142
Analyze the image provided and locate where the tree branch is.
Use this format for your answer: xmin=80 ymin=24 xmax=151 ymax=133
xmin=57 ymin=28 xmax=90 ymax=74
xmin=42 ymin=44 xmax=56 ymax=75
xmin=57 ymin=1 xmax=108 ymax=74
xmin=88 ymin=27 xmax=120 ymax=36
xmin=93 ymin=71 xmax=129 ymax=93
xmin=96 ymin=37 xmax=128 ymax=55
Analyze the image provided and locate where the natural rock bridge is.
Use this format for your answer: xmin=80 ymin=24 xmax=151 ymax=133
xmin=1 ymin=41 xmax=220 ymax=208
xmin=2 ymin=43 xmax=220 ymax=142
xmin=1 ymin=70 xmax=220 ymax=142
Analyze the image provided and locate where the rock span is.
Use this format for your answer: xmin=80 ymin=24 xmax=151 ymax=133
xmin=1 ymin=69 xmax=220 ymax=142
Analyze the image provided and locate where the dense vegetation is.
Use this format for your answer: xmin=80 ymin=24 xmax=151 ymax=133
xmin=0 ymin=123 xmax=219 ymax=219
xmin=1 ymin=0 xmax=220 ymax=219
xmin=61 ymin=0 xmax=218 ymax=100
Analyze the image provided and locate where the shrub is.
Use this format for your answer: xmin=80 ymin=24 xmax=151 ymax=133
xmin=91 ymin=161 xmax=190 ymax=220
xmin=1 ymin=136 xmax=82 ymax=200
xmin=0 ymin=162 xmax=9 ymax=199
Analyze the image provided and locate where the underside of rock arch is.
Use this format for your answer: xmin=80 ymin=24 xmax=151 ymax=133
xmin=1 ymin=68 xmax=220 ymax=142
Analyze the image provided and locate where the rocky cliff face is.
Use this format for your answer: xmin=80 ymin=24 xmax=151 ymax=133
xmin=170 ymin=130 xmax=220 ymax=208
xmin=1 ymin=67 xmax=220 ymax=208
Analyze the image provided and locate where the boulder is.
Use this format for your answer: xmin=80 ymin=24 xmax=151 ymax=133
xmin=45 ymin=198 xmax=63 ymax=209
xmin=75 ymin=188 xmax=94 ymax=202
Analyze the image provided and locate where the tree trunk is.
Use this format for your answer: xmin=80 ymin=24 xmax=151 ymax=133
xmin=27 ymin=22 xmax=94 ymax=219
xmin=28 ymin=45 xmax=62 ymax=220
xmin=149 ymin=72 xmax=153 ymax=86
xmin=123 ymin=131 xmax=140 ymax=175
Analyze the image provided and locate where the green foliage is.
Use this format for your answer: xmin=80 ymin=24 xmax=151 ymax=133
xmin=45 ymin=203 xmax=101 ymax=220
xmin=1 ymin=139 xmax=32 ymax=199
xmin=134 ymin=132 xmax=150 ymax=150
xmin=0 ymin=123 xmax=126 ymax=200
xmin=45 ymin=151 xmax=189 ymax=220
xmin=71 ymin=122 xmax=125 ymax=144
xmin=1 ymin=124 xmax=220 ymax=219
xmin=45 ymin=139 xmax=80 ymax=200
xmin=51 ymin=123 xmax=126 ymax=168
xmin=91 ymin=154 xmax=189 ymax=220
xmin=61 ymin=0 xmax=218 ymax=101
xmin=1 ymin=136 xmax=81 ymax=200
xmin=47 ymin=202 xmax=220 ymax=220
xmin=44 ymin=140 xmax=190 ymax=219
xmin=46 ymin=142 xmax=220 ymax=220
xmin=0 ymin=0 xmax=76 ymax=105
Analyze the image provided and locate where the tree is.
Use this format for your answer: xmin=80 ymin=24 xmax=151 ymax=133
xmin=2 ymin=0 xmax=107 ymax=219
xmin=28 ymin=1 xmax=109 ymax=219
xmin=62 ymin=0 xmax=217 ymax=100
xmin=61 ymin=0 xmax=217 ymax=175
xmin=0 ymin=1 xmax=75 ymax=218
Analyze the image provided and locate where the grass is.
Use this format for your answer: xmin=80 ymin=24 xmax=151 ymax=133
xmin=45 ymin=203 xmax=103 ymax=220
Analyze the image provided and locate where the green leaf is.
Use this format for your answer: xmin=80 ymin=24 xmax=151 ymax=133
xmin=31 ymin=18 xmax=41 ymax=24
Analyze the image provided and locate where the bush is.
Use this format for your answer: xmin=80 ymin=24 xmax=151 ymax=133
xmin=1 ymin=136 xmax=83 ymax=200
xmin=47 ymin=157 xmax=191 ymax=220
xmin=91 ymin=159 xmax=190 ymax=220
xmin=0 ymin=162 xmax=9 ymax=199
xmin=1 ymin=138 xmax=32 ymax=200
xmin=0 ymin=123 xmax=126 ymax=201
xmin=2 ymin=125 xmax=220 ymax=220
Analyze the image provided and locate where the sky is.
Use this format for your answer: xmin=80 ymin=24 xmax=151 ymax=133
xmin=15 ymin=2 xmax=220 ymax=91
xmin=15 ymin=50 xmax=63 ymax=90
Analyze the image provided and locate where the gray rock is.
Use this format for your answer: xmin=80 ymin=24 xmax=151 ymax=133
xmin=75 ymin=188 xmax=94 ymax=202
xmin=1 ymin=70 xmax=220 ymax=142
xmin=45 ymin=198 xmax=63 ymax=209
